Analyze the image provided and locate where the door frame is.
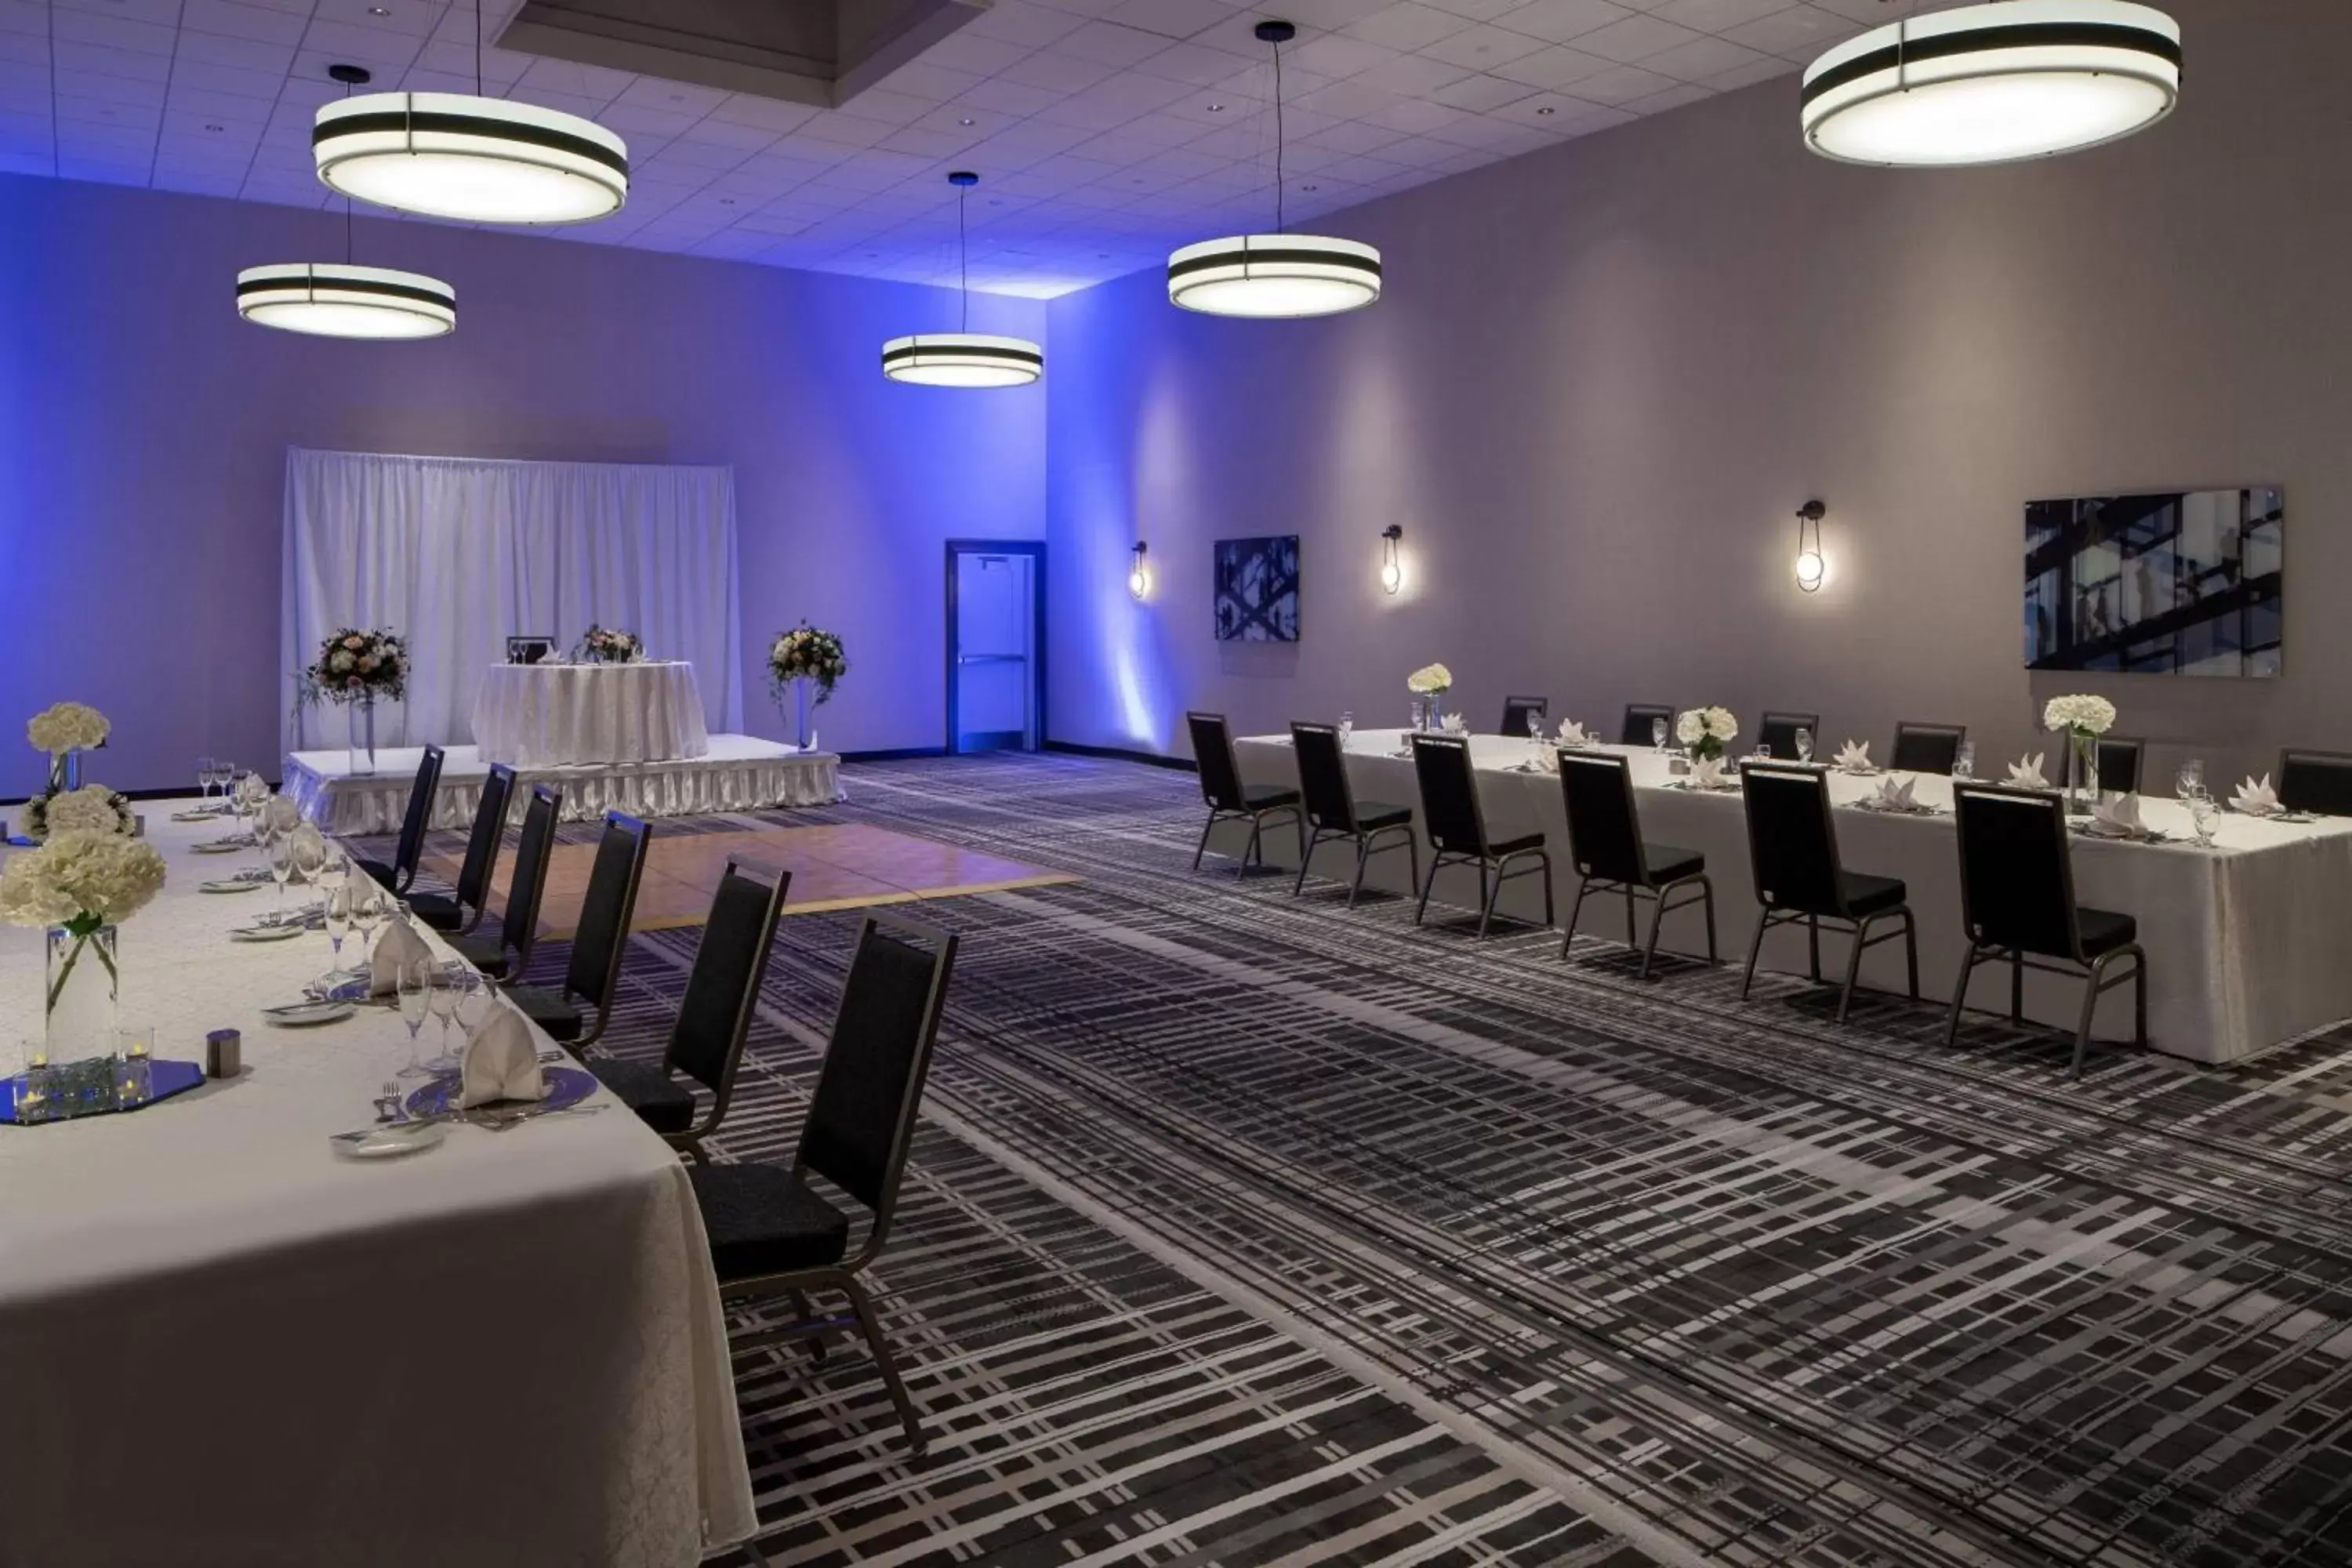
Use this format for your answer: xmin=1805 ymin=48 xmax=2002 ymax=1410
xmin=944 ymin=539 xmax=1047 ymax=755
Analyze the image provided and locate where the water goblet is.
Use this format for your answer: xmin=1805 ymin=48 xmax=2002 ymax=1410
xmin=1753 ymin=743 xmax=1773 ymax=762
xmin=324 ymin=884 xmax=352 ymax=973
xmin=1953 ymin=741 xmax=1976 ymax=782
xmin=396 ymin=960 xmax=433 ymax=1078
xmin=195 ymin=756 xmax=217 ymax=808
xmin=1338 ymin=710 xmax=1354 ymax=748
xmin=454 ymin=970 xmax=492 ymax=1039
xmin=1795 ymin=728 xmax=1813 ymax=764
xmin=267 ymin=833 xmax=296 ymax=921
xmin=1651 ymin=717 xmax=1668 ymax=753
xmin=2178 ymin=759 xmax=2206 ymax=800
xmin=426 ymin=968 xmax=463 ymax=1072
xmin=2190 ymin=794 xmax=2220 ymax=848
xmin=350 ymin=882 xmax=384 ymax=961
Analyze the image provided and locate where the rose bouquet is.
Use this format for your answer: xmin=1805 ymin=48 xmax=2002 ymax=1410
xmin=1676 ymin=706 xmax=1740 ymax=762
xmin=307 ymin=628 xmax=408 ymax=705
xmin=22 ymin=784 xmax=136 ymax=844
xmin=1406 ymin=663 xmax=1453 ymax=697
xmin=769 ymin=623 xmax=848 ymax=704
xmin=578 ymin=625 xmax=644 ymax=664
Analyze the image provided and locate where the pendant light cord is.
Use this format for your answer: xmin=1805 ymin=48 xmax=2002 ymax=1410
xmin=1272 ymin=34 xmax=1285 ymax=234
xmin=476 ymin=0 xmax=485 ymax=96
xmin=959 ymin=181 xmax=969 ymax=332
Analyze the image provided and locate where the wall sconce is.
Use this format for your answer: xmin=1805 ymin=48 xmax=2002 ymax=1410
xmin=1128 ymin=540 xmax=1149 ymax=599
xmin=1380 ymin=524 xmax=1404 ymax=594
xmin=1794 ymin=500 xmax=1828 ymax=593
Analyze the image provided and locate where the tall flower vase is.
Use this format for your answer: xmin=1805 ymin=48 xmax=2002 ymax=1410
xmin=45 ymin=753 xmax=80 ymax=794
xmin=43 ymin=924 xmax=118 ymax=1069
xmin=787 ymin=678 xmax=815 ymax=752
xmin=1425 ymin=693 xmax=1445 ymax=731
xmin=2066 ymin=729 xmax=2100 ymax=815
xmin=347 ymin=695 xmax=377 ymax=778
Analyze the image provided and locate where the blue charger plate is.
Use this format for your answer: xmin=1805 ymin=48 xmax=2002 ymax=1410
xmin=2 ymin=1058 xmax=206 ymax=1125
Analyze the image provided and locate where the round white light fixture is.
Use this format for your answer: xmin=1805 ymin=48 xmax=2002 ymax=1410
xmin=881 ymin=335 xmax=1044 ymax=389
xmin=1794 ymin=499 xmax=1828 ymax=593
xmin=1128 ymin=541 xmax=1149 ymax=600
xmin=1802 ymin=1 xmax=2180 ymax=168
xmin=1169 ymin=234 xmax=1382 ymax=318
xmin=1167 ymin=21 xmax=1381 ymax=320
xmin=236 ymin=263 xmax=455 ymax=339
xmin=1379 ymin=524 xmax=1404 ymax=595
xmin=314 ymin=92 xmax=629 ymax=223
xmin=1795 ymin=549 xmax=1827 ymax=592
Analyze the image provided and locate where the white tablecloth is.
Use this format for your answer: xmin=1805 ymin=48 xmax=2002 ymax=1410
xmin=1236 ymin=731 xmax=2352 ymax=1064
xmin=473 ymin=661 xmax=711 ymax=768
xmin=0 ymin=806 xmax=755 ymax=1566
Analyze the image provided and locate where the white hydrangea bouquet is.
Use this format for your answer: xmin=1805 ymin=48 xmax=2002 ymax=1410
xmin=22 ymin=783 xmax=136 ymax=844
xmin=1676 ymin=706 xmax=1740 ymax=762
xmin=577 ymin=625 xmax=644 ymax=664
xmin=2 ymin=829 xmax=168 ymax=1062
xmin=27 ymin=701 xmax=110 ymax=796
xmin=2044 ymin=693 xmax=2118 ymax=812
xmin=306 ymin=627 xmax=408 ymax=705
xmin=1406 ymin=663 xmax=1453 ymax=728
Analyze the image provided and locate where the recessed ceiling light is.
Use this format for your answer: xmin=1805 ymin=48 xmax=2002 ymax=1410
xmin=718 ymin=197 xmax=735 ymax=205
xmin=368 ymin=5 xmax=389 ymax=13
xmin=1536 ymin=106 xmax=1554 ymax=115
xmin=1301 ymin=183 xmax=1317 ymax=191
xmin=1207 ymin=103 xmax=1225 ymax=112
xmin=958 ymin=117 xmax=975 ymax=126
xmin=205 ymin=122 xmax=223 ymax=132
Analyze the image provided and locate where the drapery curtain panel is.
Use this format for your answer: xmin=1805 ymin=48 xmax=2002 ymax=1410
xmin=280 ymin=448 xmax=742 ymax=756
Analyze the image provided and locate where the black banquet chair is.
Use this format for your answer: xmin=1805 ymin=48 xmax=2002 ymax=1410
xmin=2278 ymin=750 xmax=2352 ymax=816
xmin=2097 ymin=738 xmax=2144 ymax=795
xmin=1557 ymin=751 xmax=1715 ymax=979
xmin=508 ymin=811 xmax=651 ymax=1053
xmin=1621 ymin=704 xmax=1675 ymax=749
xmin=1739 ymin=764 xmax=1917 ymax=1022
xmin=449 ymin=783 xmax=560 ymax=983
xmin=1889 ymin=723 xmax=1965 ymax=775
xmin=1500 ymin=695 xmax=1548 ymax=739
xmin=1185 ymin=711 xmax=1301 ymax=877
xmin=1410 ymin=733 xmax=1552 ymax=936
xmin=1289 ymin=721 xmax=1416 ymax=905
xmin=1947 ymin=783 xmax=2146 ymax=1078
xmin=1755 ymin=711 xmax=1819 ymax=761
xmin=690 ymin=912 xmax=957 ymax=1453
xmin=409 ymin=762 xmax=514 ymax=935
xmin=357 ymin=743 xmax=444 ymax=896
xmin=591 ymin=860 xmax=789 ymax=1157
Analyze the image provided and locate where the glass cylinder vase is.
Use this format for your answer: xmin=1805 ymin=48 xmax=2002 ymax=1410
xmin=1426 ymin=692 xmax=1445 ymax=731
xmin=790 ymin=677 xmax=815 ymax=751
xmin=43 ymin=924 xmax=119 ymax=1069
xmin=347 ymin=695 xmax=377 ymax=778
xmin=2066 ymin=729 xmax=2100 ymax=815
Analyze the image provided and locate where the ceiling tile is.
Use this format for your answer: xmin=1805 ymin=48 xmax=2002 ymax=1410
xmin=1496 ymin=0 xmax=1635 ymax=44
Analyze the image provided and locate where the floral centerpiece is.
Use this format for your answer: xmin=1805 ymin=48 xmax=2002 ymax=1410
xmin=577 ymin=625 xmax=644 ymax=664
xmin=2044 ymin=693 xmax=2117 ymax=813
xmin=1676 ymin=706 xmax=1740 ymax=763
xmin=303 ymin=627 xmax=408 ymax=776
xmin=0 ymin=829 xmax=167 ymax=1073
xmin=1406 ymin=663 xmax=1453 ymax=729
xmin=22 ymin=783 xmax=136 ymax=844
xmin=27 ymin=701 xmax=109 ymax=793
xmin=769 ymin=623 xmax=848 ymax=749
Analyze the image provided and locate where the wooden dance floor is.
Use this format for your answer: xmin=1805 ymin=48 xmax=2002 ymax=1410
xmin=424 ymin=822 xmax=1076 ymax=938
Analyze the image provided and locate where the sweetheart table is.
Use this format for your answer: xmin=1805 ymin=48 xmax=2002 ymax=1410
xmin=0 ymin=805 xmax=755 ymax=1566
xmin=473 ymin=659 xmax=710 ymax=768
xmin=1236 ymin=730 xmax=2352 ymax=1064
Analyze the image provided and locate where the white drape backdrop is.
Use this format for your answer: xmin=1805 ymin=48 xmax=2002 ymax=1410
xmin=280 ymin=448 xmax=742 ymax=755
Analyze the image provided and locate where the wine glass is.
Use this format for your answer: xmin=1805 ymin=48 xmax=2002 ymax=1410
xmin=1954 ymin=741 xmax=1976 ymax=782
xmin=1338 ymin=710 xmax=1354 ymax=748
xmin=323 ymin=884 xmax=351 ymax=975
xmin=267 ymin=832 xmax=296 ymax=921
xmin=2178 ymin=759 xmax=2206 ymax=800
xmin=2190 ymin=793 xmax=2220 ymax=847
xmin=396 ymin=960 xmax=433 ymax=1078
xmin=1651 ymin=717 xmax=1668 ymax=753
xmin=426 ymin=967 xmax=463 ymax=1072
xmin=195 ymin=756 xmax=217 ymax=809
xmin=455 ymin=969 xmax=493 ymax=1040
xmin=1795 ymin=728 xmax=1813 ymax=764
xmin=350 ymin=881 xmax=384 ymax=963
xmin=1753 ymin=742 xmax=1773 ymax=762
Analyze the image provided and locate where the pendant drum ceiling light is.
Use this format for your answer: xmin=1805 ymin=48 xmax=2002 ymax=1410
xmin=1167 ymin=21 xmax=1381 ymax=319
xmin=241 ymin=66 xmax=456 ymax=339
xmin=1802 ymin=1 xmax=2180 ymax=168
xmin=881 ymin=172 xmax=1044 ymax=388
xmin=313 ymin=5 xmax=627 ymax=223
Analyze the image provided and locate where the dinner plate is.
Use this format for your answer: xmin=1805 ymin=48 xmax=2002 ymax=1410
xmin=405 ymin=1064 xmax=599 ymax=1120
xmin=200 ymin=879 xmax=263 ymax=895
xmin=191 ymin=840 xmax=245 ymax=855
xmin=232 ymin=924 xmax=307 ymax=943
xmin=331 ymin=1122 xmax=447 ymax=1160
xmin=263 ymin=1000 xmax=354 ymax=1027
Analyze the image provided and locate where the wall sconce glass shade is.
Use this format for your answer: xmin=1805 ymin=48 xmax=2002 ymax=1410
xmin=1795 ymin=500 xmax=1828 ymax=593
xmin=1380 ymin=524 xmax=1403 ymax=594
xmin=1128 ymin=542 xmax=1149 ymax=600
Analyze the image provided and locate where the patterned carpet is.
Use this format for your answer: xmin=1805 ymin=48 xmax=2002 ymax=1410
xmin=407 ymin=752 xmax=2352 ymax=1567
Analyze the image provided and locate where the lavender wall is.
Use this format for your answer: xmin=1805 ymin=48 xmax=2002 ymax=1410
xmin=1044 ymin=0 xmax=2352 ymax=787
xmin=0 ymin=174 xmax=1045 ymax=794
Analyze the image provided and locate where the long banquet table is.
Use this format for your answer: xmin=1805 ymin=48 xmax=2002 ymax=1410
xmin=0 ymin=804 xmax=755 ymax=1566
xmin=1236 ymin=729 xmax=2352 ymax=1064
xmin=474 ymin=659 xmax=712 ymax=768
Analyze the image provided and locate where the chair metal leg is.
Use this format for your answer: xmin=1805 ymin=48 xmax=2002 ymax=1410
xmin=1477 ymin=861 xmax=1501 ymax=938
xmin=1835 ymin=916 xmax=1869 ymax=1025
xmin=1639 ymin=891 xmax=1667 ymax=980
xmin=1192 ymin=813 xmax=1217 ymax=870
xmin=838 ymin=1274 xmax=926 ymax=1454
xmin=2133 ymin=949 xmax=2147 ymax=1049
xmin=1414 ymin=854 xmax=1440 ymax=925
xmin=2010 ymin=950 xmax=2024 ymax=1022
xmin=1240 ymin=818 xmax=1261 ymax=878
xmin=1740 ymin=913 xmax=1769 ymax=1000
xmin=1406 ymin=836 xmax=1420 ymax=900
xmin=1348 ymin=837 xmax=1369 ymax=909
xmin=1562 ymin=877 xmax=1589 ymax=960
xmin=1903 ymin=909 xmax=1919 ymax=1000
xmin=2071 ymin=957 xmax=2106 ymax=1080
xmin=1945 ymin=946 xmax=1980 ymax=1047
xmin=1624 ymin=889 xmax=1638 ymax=949
xmin=1808 ymin=916 xmax=1821 ymax=982
xmin=789 ymin=1289 xmax=826 ymax=1362
xmin=1293 ymin=829 xmax=1319 ymax=896
xmin=1539 ymin=853 xmax=1555 ymax=926
xmin=1700 ymin=878 xmax=1717 ymax=964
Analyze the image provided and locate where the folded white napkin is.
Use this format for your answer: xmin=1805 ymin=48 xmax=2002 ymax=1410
xmin=263 ymin=797 xmax=300 ymax=833
xmin=1439 ymin=713 xmax=1469 ymax=735
xmin=1874 ymin=774 xmax=1918 ymax=811
xmin=1688 ymin=756 xmax=1730 ymax=789
xmin=2232 ymin=774 xmax=2281 ymax=815
xmin=369 ymin=917 xmax=434 ymax=997
xmin=1556 ymin=719 xmax=1594 ymax=748
xmin=2007 ymin=753 xmax=2049 ymax=789
xmin=288 ymin=821 xmax=325 ymax=873
xmin=1834 ymin=739 xmax=1871 ymax=772
xmin=2092 ymin=793 xmax=2147 ymax=836
xmin=456 ymin=1003 xmax=547 ymax=1109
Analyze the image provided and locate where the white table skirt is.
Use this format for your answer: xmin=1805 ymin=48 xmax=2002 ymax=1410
xmin=473 ymin=661 xmax=711 ymax=768
xmin=1236 ymin=731 xmax=2352 ymax=1064
xmin=0 ymin=805 xmax=755 ymax=1566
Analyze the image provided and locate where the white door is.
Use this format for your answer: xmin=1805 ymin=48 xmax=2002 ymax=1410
xmin=953 ymin=551 xmax=1036 ymax=752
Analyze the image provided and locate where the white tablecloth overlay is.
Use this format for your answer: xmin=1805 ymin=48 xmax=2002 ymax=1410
xmin=473 ymin=661 xmax=712 ymax=768
xmin=0 ymin=806 xmax=755 ymax=1566
xmin=1236 ymin=731 xmax=2352 ymax=1064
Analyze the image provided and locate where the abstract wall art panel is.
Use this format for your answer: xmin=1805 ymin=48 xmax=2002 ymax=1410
xmin=2025 ymin=488 xmax=2282 ymax=677
xmin=1214 ymin=535 xmax=1301 ymax=643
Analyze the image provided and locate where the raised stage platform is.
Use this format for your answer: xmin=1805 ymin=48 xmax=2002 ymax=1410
xmin=282 ymin=735 xmax=842 ymax=837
